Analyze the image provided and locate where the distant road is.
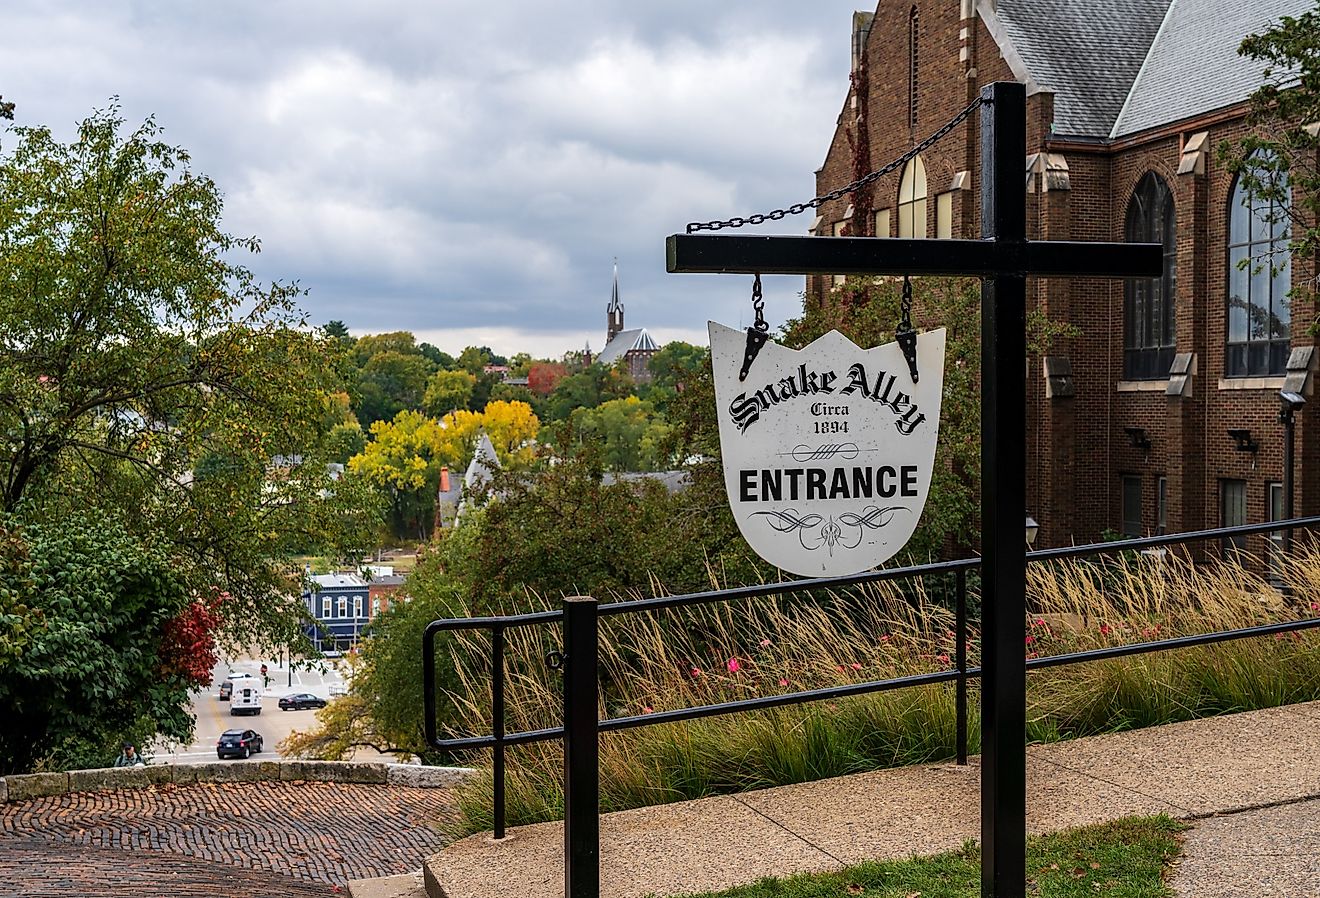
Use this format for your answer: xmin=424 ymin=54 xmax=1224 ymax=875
xmin=156 ymin=656 xmax=349 ymax=765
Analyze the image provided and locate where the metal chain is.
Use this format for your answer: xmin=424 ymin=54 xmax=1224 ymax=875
xmin=686 ymin=96 xmax=984 ymax=234
xmin=751 ymin=273 xmax=768 ymax=332
xmin=899 ymin=275 xmax=914 ymax=332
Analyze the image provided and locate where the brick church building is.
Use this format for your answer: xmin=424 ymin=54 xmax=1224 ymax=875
xmin=809 ymin=0 xmax=1316 ymax=557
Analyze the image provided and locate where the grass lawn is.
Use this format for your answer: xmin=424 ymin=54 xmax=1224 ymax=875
xmin=664 ymin=816 xmax=1185 ymax=898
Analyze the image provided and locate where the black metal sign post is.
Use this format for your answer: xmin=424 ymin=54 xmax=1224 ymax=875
xmin=667 ymin=81 xmax=1160 ymax=898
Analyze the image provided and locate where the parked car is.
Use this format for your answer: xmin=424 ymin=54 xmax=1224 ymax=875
xmin=216 ymin=728 xmax=263 ymax=760
xmin=278 ymin=692 xmax=328 ymax=711
xmin=328 ymin=682 xmax=348 ymax=697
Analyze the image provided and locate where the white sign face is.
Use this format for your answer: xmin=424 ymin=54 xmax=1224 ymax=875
xmin=709 ymin=322 xmax=946 ymax=577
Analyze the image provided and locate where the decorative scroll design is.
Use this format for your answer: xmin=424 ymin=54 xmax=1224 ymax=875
xmin=780 ymin=443 xmax=862 ymax=462
xmin=751 ymin=505 xmax=906 ymax=555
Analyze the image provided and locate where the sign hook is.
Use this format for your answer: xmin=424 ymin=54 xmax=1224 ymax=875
xmin=896 ymin=275 xmax=919 ymax=383
xmin=739 ymin=273 xmax=770 ymax=382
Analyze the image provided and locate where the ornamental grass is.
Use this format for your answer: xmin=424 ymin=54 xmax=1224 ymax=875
xmin=446 ymin=540 xmax=1320 ymax=837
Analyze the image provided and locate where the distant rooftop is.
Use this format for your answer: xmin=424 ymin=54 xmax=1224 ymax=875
xmin=598 ymin=328 xmax=659 ymax=365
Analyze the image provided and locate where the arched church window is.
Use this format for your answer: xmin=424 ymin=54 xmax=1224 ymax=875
xmin=1226 ymin=156 xmax=1291 ymax=377
xmin=1123 ymin=172 xmax=1176 ymax=379
xmin=897 ymin=156 xmax=927 ymax=239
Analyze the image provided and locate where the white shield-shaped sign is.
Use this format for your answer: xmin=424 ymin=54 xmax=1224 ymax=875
xmin=709 ymin=322 xmax=946 ymax=577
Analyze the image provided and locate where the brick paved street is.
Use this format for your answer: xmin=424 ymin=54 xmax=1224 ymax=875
xmin=0 ymin=780 xmax=457 ymax=896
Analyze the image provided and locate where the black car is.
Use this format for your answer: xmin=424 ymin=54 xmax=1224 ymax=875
xmin=218 ymin=681 xmax=232 ymax=700
xmin=217 ymin=728 xmax=263 ymax=760
xmin=278 ymin=692 xmax=328 ymax=711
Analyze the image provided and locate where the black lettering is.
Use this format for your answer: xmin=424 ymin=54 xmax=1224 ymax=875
xmin=820 ymin=370 xmax=837 ymax=392
xmin=901 ymin=465 xmax=918 ymax=497
xmin=729 ymin=394 xmax=761 ymax=433
xmin=851 ymin=467 xmax=873 ymax=498
xmin=806 ymin=468 xmax=827 ymax=500
xmin=840 ymin=363 xmax=871 ymax=398
xmin=896 ymin=406 xmax=926 ymax=435
xmin=878 ymin=465 xmax=898 ymax=498
xmin=829 ymin=467 xmax=849 ymax=499
xmin=876 ymin=374 xmax=898 ymax=408
xmin=778 ymin=376 xmax=800 ymax=399
xmin=761 ymin=469 xmax=783 ymax=502
xmin=739 ymin=470 xmax=757 ymax=502
xmin=785 ymin=468 xmax=804 ymax=500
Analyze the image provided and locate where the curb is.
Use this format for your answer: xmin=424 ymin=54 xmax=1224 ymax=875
xmin=1 ymin=761 xmax=477 ymax=802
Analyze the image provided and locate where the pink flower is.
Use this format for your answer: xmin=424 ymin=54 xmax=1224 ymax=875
xmin=850 ymin=662 xmax=862 ymax=671
xmin=726 ymin=657 xmax=742 ymax=674
xmin=1024 ymin=635 xmax=1035 ymax=645
xmin=937 ymin=653 xmax=950 ymax=665
xmin=836 ymin=665 xmax=845 ymax=672
xmin=778 ymin=678 xmax=790 ymax=687
xmin=758 ymin=638 xmax=772 ymax=648
xmin=689 ymin=666 xmax=703 ymax=677
xmin=642 ymin=706 xmax=654 ymax=714
xmin=1034 ymin=619 xmax=1047 ymax=627
xmin=1027 ymin=651 xmax=1039 ymax=660
xmin=1099 ymin=624 xmax=1112 ymax=635
xmin=880 ymin=634 xmax=891 ymax=643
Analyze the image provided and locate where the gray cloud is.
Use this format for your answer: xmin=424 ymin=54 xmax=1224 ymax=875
xmin=3 ymin=1 xmax=861 ymax=356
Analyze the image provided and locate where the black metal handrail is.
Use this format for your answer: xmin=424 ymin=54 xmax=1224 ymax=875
xmin=422 ymin=514 xmax=1320 ymax=840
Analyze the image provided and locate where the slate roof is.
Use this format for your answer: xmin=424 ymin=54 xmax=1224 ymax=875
xmin=598 ymin=328 xmax=660 ymax=365
xmin=989 ymin=0 xmax=1171 ymax=138
xmin=1111 ymin=0 xmax=1312 ymax=137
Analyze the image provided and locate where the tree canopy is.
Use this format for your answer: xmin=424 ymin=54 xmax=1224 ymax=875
xmin=0 ymin=105 xmax=380 ymax=769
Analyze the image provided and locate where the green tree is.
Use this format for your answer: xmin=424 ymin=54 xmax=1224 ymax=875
xmin=543 ymin=364 xmax=635 ymax=421
xmin=419 ymin=342 xmax=456 ymax=370
xmin=644 ymin=341 xmax=708 ymax=413
xmin=0 ymin=105 xmax=377 ymax=654
xmin=356 ymin=350 xmax=432 ymax=424
xmin=0 ymin=517 xmax=209 ymax=774
xmin=422 ymin=369 xmax=477 ymax=416
xmin=326 ymin=421 xmax=367 ymax=464
xmin=1221 ymin=2 xmax=1320 ymax=326
xmin=457 ymin=345 xmax=492 ymax=375
xmin=323 ymin=320 xmax=352 ymax=341
xmin=352 ymin=331 xmax=424 ymax=366
xmin=571 ymin=396 xmax=672 ymax=471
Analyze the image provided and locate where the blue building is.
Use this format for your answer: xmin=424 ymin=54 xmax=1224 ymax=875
xmin=303 ymin=572 xmax=370 ymax=654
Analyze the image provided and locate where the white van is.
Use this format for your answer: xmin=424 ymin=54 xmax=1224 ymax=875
xmin=229 ymin=678 xmax=263 ymax=716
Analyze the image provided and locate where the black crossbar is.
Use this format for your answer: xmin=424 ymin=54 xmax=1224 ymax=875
xmin=666 ymin=234 xmax=1163 ymax=279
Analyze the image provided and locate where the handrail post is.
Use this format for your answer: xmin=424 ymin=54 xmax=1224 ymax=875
xmin=492 ymin=624 xmax=507 ymax=839
xmin=563 ymin=596 xmax=600 ymax=898
xmin=956 ymin=568 xmax=968 ymax=766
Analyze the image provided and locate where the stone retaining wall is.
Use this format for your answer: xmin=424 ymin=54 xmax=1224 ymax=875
xmin=0 ymin=761 xmax=476 ymax=802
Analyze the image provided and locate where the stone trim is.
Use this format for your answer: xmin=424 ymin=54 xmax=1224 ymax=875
xmin=1 ymin=761 xmax=476 ymax=803
xmin=1218 ymin=376 xmax=1287 ymax=391
xmin=1117 ymin=380 xmax=1169 ymax=392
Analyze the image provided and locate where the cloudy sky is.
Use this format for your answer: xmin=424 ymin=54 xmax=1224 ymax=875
xmin=3 ymin=2 xmax=863 ymax=357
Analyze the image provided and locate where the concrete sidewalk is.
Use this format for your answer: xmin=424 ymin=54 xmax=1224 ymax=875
xmin=414 ymin=701 xmax=1320 ymax=898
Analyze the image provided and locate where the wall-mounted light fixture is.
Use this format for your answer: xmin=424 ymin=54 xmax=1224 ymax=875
xmin=1228 ymin=429 xmax=1258 ymax=453
xmin=1025 ymin=515 xmax=1039 ymax=547
xmin=1124 ymin=427 xmax=1151 ymax=450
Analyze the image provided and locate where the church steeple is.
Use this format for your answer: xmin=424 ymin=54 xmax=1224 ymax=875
xmin=606 ymin=258 xmax=624 ymax=344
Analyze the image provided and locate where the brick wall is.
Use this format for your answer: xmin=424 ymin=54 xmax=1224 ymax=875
xmin=808 ymin=0 xmax=1319 ymax=557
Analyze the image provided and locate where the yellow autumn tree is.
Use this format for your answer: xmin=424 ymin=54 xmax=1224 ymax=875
xmin=350 ymin=402 xmax=540 ymax=538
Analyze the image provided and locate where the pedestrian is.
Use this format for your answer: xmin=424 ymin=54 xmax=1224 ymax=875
xmin=113 ymin=742 xmax=143 ymax=767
